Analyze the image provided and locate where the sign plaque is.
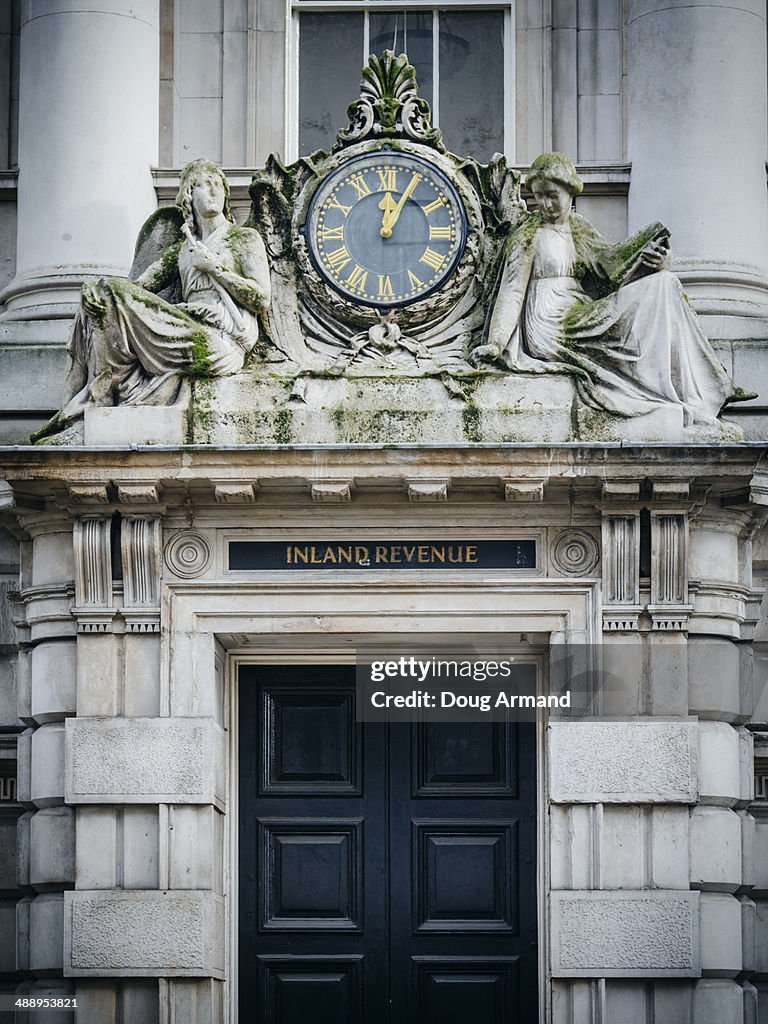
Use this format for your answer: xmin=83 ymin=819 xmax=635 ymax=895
xmin=229 ymin=540 xmax=536 ymax=570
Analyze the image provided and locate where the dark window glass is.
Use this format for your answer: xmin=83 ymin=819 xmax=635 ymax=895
xmin=369 ymin=11 xmax=434 ymax=113
xmin=299 ymin=14 xmax=365 ymax=156
xmin=438 ymin=10 xmax=504 ymax=161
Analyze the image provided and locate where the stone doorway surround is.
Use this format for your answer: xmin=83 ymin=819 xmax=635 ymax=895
xmin=1 ymin=442 xmax=767 ymax=1023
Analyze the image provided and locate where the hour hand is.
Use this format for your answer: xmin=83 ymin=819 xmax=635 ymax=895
xmin=379 ymin=192 xmax=397 ymax=237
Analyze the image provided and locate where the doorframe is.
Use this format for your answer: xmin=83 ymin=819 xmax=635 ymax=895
xmin=162 ymin=574 xmax=601 ymax=1024
xmin=228 ymin=643 xmax=548 ymax=1023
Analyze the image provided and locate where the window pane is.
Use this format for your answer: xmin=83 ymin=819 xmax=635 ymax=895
xmin=439 ymin=11 xmax=504 ymax=161
xmin=299 ymin=14 xmax=364 ymax=156
xmin=369 ymin=11 xmax=433 ymax=114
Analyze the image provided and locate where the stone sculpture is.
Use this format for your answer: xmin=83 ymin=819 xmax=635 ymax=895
xmin=471 ymin=151 xmax=743 ymax=426
xmin=34 ymin=56 xmax=750 ymax=445
xmin=34 ymin=158 xmax=271 ymax=440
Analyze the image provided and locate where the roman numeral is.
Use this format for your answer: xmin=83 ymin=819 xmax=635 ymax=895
xmin=327 ymin=197 xmax=352 ymax=215
xmin=349 ymin=174 xmax=371 ymax=198
xmin=347 ymin=265 xmax=369 ymax=291
xmin=423 ymin=196 xmax=446 ymax=215
xmin=407 ymin=269 xmax=424 ymax=290
xmin=429 ymin=226 xmax=452 ymax=240
xmin=420 ymin=247 xmax=446 ymax=272
xmin=319 ymin=225 xmax=344 ymax=241
xmin=377 ymin=168 xmax=398 ymax=191
xmin=327 ymin=246 xmax=351 ymax=271
xmin=377 ymin=275 xmax=395 ymax=299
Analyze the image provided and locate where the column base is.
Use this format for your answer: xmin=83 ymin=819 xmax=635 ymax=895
xmin=0 ymin=265 xmax=130 ymax=321
xmin=674 ymin=260 xmax=768 ymax=319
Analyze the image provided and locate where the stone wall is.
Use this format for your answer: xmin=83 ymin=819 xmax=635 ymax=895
xmin=0 ymin=444 xmax=766 ymax=1021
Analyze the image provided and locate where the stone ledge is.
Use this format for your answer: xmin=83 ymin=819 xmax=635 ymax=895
xmin=549 ymin=720 xmax=698 ymax=803
xmin=64 ymin=890 xmax=225 ymax=978
xmin=65 ymin=717 xmax=225 ymax=807
xmin=550 ymin=890 xmax=700 ymax=977
xmin=186 ymin=372 xmax=739 ymax=445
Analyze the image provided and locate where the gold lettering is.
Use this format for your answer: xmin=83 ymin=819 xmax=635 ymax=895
xmin=377 ymin=275 xmax=394 ymax=299
xmin=347 ymin=264 xmax=369 ymax=291
xmin=420 ymin=247 xmax=446 ymax=272
xmin=377 ymin=168 xmax=398 ymax=191
xmin=390 ymin=546 xmax=402 ymax=563
xmin=430 ymin=546 xmax=446 ymax=563
xmin=407 ymin=269 xmax=424 ymax=290
xmin=327 ymin=246 xmax=351 ymax=272
xmin=310 ymin=546 xmax=322 ymax=564
xmin=466 ymin=545 xmax=478 ymax=563
xmin=448 ymin=545 xmax=463 ymax=564
xmin=286 ymin=545 xmax=292 ymax=564
xmin=338 ymin=546 xmax=353 ymax=564
xmin=402 ymin=545 xmax=416 ymax=562
xmin=355 ymin=545 xmax=369 ymax=564
xmin=375 ymin=545 xmax=389 ymax=563
xmin=349 ymin=174 xmax=371 ymax=198
xmin=418 ymin=545 xmax=430 ymax=562
xmin=429 ymin=225 xmax=452 ymax=240
xmin=327 ymin=197 xmax=352 ymax=216
xmin=319 ymin=224 xmax=344 ymax=241
xmin=423 ymin=196 xmax=446 ymax=215
xmin=321 ymin=546 xmax=337 ymax=563
xmin=293 ymin=546 xmax=310 ymax=565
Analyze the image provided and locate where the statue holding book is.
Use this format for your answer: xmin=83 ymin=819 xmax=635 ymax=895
xmin=470 ymin=152 xmax=740 ymax=426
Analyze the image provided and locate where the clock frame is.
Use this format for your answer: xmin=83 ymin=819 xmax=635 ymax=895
xmin=303 ymin=149 xmax=467 ymax=309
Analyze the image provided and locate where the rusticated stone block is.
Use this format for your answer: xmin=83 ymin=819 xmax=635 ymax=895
xmin=64 ymin=890 xmax=225 ymax=978
xmin=549 ymin=720 xmax=697 ymax=803
xmin=65 ymin=718 xmax=225 ymax=806
xmin=551 ymin=890 xmax=700 ymax=977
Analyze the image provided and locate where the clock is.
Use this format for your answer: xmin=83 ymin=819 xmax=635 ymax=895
xmin=304 ymin=150 xmax=467 ymax=308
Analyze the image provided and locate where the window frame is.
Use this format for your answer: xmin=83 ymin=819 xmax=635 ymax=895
xmin=285 ymin=0 xmax=516 ymax=163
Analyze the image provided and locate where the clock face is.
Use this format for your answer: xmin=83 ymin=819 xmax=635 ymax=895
xmin=305 ymin=151 xmax=467 ymax=308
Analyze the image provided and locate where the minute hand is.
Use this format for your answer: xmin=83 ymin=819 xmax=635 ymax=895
xmin=381 ymin=173 xmax=422 ymax=238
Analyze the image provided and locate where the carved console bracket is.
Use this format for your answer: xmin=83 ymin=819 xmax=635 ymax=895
xmin=72 ymin=517 xmax=115 ymax=633
xmin=121 ymin=516 xmax=162 ymax=633
xmin=601 ymin=511 xmax=641 ymax=632
xmin=649 ymin=510 xmax=691 ymax=632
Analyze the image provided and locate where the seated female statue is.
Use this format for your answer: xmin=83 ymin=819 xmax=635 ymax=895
xmin=470 ymin=151 xmax=743 ymax=427
xmin=36 ymin=158 xmax=270 ymax=439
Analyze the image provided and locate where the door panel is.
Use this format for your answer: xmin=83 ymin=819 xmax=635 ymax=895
xmin=240 ymin=665 xmax=537 ymax=1022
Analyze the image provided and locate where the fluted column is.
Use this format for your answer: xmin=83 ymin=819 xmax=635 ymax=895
xmin=627 ymin=0 xmax=768 ymax=319
xmin=0 ymin=0 xmax=159 ymax=320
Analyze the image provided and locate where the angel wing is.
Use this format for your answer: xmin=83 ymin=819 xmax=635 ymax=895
xmin=128 ymin=205 xmax=185 ymax=303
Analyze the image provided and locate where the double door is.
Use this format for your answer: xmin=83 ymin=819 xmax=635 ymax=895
xmin=239 ymin=665 xmax=538 ymax=1022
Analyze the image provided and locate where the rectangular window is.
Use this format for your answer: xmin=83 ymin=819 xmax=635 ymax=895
xmin=291 ymin=3 xmax=513 ymax=163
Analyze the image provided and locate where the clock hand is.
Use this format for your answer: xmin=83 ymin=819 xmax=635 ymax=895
xmin=378 ymin=192 xmax=397 ymax=237
xmin=380 ymin=173 xmax=422 ymax=238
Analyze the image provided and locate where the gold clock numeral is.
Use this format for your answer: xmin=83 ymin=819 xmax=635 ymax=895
xmin=420 ymin=247 xmax=446 ymax=272
xmin=377 ymin=275 xmax=395 ymax=299
xmin=347 ymin=265 xmax=369 ymax=291
xmin=319 ymin=225 xmax=344 ymax=241
xmin=327 ymin=246 xmax=351 ymax=271
xmin=429 ymin=226 xmax=452 ymax=240
xmin=377 ymin=168 xmax=398 ymax=191
xmin=327 ymin=197 xmax=352 ymax=216
xmin=349 ymin=174 xmax=371 ymax=199
xmin=423 ymin=196 xmax=446 ymax=215
xmin=407 ymin=269 xmax=424 ymax=290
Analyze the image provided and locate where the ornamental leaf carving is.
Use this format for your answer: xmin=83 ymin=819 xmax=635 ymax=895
xmin=335 ymin=50 xmax=445 ymax=152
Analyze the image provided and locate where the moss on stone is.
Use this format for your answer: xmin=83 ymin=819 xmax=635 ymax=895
xmin=461 ymin=401 xmax=482 ymax=442
xmin=181 ymin=329 xmax=213 ymax=380
xmin=274 ymin=408 xmax=293 ymax=444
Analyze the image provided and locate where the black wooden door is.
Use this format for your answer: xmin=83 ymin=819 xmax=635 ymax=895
xmin=239 ymin=666 xmax=538 ymax=1023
